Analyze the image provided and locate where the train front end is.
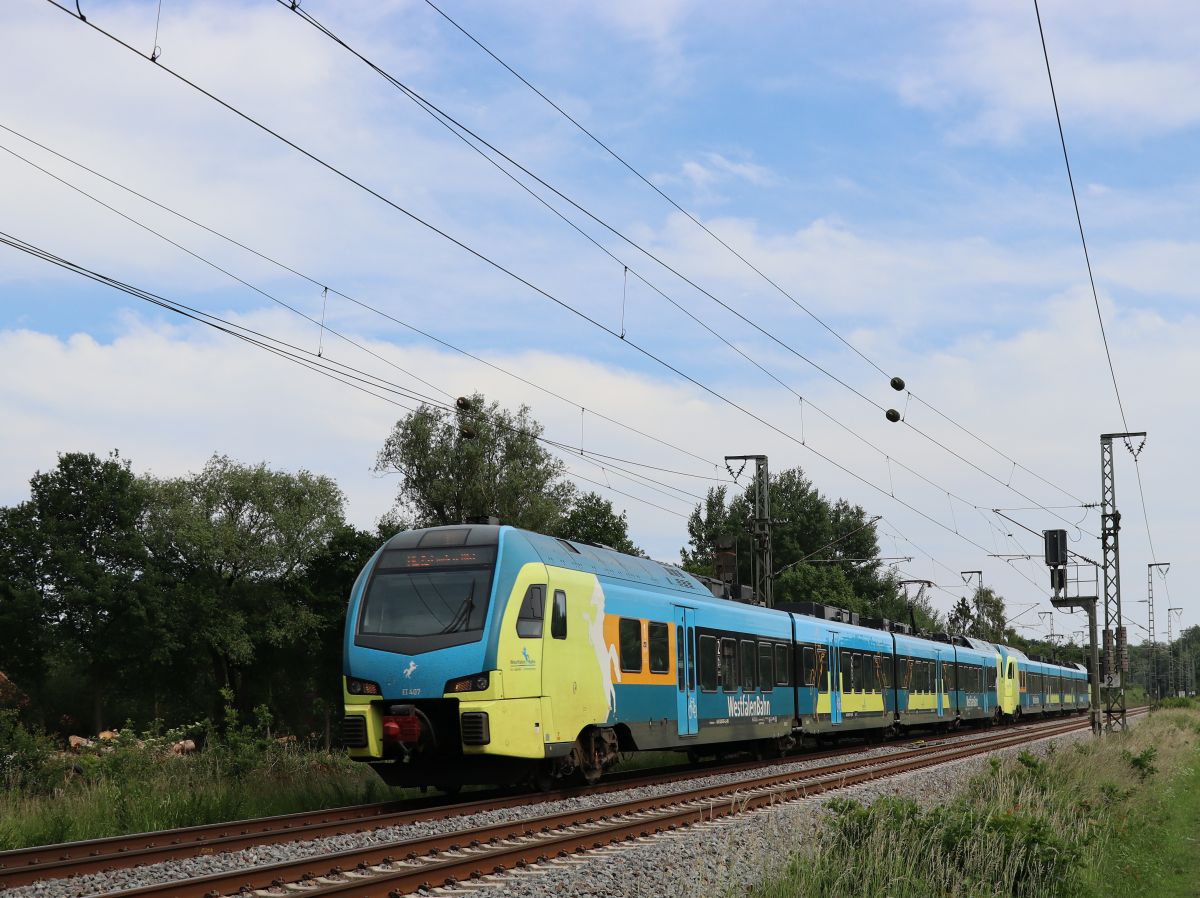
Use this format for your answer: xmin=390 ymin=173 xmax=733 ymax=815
xmin=341 ymin=523 xmax=542 ymax=788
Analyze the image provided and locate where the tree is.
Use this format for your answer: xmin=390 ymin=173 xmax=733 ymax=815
xmin=679 ymin=467 xmax=902 ymax=617
xmin=143 ymin=455 xmax=347 ymax=714
xmin=0 ymin=503 xmax=50 ymax=713
xmin=556 ymin=492 xmax=643 ymax=555
xmin=374 ymin=395 xmax=642 ymax=554
xmin=947 ymin=597 xmax=974 ymax=636
xmin=22 ymin=451 xmax=160 ymax=731
xmin=375 ymin=394 xmax=571 ymax=532
xmin=969 ymin=586 xmax=1008 ymax=642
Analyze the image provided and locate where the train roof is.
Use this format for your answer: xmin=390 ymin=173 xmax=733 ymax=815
xmin=384 ymin=527 xmax=1089 ymax=670
xmin=384 ymin=524 xmax=720 ymax=601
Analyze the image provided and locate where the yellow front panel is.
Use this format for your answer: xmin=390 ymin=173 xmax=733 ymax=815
xmin=540 ymin=567 xmax=616 ymax=746
xmin=344 ymin=686 xmax=383 ymax=759
xmin=459 ymin=697 xmax=545 ymax=758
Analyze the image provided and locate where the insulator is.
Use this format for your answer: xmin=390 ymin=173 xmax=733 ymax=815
xmin=459 ymin=425 xmax=477 ymax=439
xmin=456 ymin=396 xmax=472 ymax=410
xmin=890 ymin=376 xmax=905 ymax=391
xmin=885 ymin=408 xmax=901 ymax=423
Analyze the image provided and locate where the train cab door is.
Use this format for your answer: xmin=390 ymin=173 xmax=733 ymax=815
xmin=673 ymin=606 xmax=698 ymax=737
xmin=829 ymin=633 xmax=843 ymax=726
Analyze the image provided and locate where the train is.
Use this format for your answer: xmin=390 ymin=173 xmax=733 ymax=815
xmin=341 ymin=523 xmax=1090 ymax=789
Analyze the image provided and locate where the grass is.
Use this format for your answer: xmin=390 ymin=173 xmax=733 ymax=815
xmin=0 ymin=702 xmax=411 ymax=850
xmin=1087 ymin=705 xmax=1200 ymax=898
xmin=744 ymin=707 xmax=1200 ymax=898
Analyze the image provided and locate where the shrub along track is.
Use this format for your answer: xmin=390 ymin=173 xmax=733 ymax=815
xmin=5 ymin=711 xmax=1129 ymax=897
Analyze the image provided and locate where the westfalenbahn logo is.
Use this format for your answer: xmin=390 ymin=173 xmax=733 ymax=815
xmin=726 ymin=694 xmax=771 ymax=717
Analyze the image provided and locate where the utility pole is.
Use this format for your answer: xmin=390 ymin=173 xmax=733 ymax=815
xmin=899 ymin=579 xmax=934 ymax=633
xmin=1167 ymin=606 xmax=1183 ymax=697
xmin=1100 ymin=431 xmax=1144 ymax=731
xmin=725 ymin=455 xmax=773 ymax=608
xmin=1046 ymin=528 xmax=1102 ymax=736
xmin=1145 ymin=562 xmax=1168 ymax=703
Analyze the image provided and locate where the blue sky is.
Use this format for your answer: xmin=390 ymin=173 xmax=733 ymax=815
xmin=2 ymin=0 xmax=1197 ymax=640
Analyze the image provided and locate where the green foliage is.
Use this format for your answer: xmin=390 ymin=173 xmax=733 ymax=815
xmin=749 ymin=708 xmax=1200 ymax=898
xmin=0 ymin=710 xmax=58 ymax=791
xmin=0 ymin=451 xmax=376 ymax=740
xmin=373 ymin=394 xmax=642 ymax=556
xmin=375 ymin=393 xmax=571 ymax=532
xmin=1119 ymin=746 xmax=1157 ymax=782
xmin=557 ymin=492 xmax=643 ymax=555
xmin=679 ymin=468 xmax=937 ymax=625
xmin=0 ymin=706 xmax=396 ymax=849
xmin=1156 ymin=696 xmax=1196 ymax=710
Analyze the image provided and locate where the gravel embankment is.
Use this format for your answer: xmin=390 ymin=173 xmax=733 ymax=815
xmin=2 ymin=719 xmax=1097 ymax=898
xmin=444 ymin=722 xmax=1109 ymax=898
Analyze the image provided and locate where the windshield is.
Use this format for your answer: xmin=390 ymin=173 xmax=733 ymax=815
xmin=357 ymin=546 xmax=495 ymax=647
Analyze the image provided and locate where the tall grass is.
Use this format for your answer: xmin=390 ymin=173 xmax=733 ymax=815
xmin=746 ymin=709 xmax=1200 ymax=898
xmin=0 ymin=700 xmax=403 ymax=850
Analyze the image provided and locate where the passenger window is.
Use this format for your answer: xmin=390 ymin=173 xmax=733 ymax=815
xmin=775 ymin=644 xmax=790 ymax=686
xmin=699 ymin=635 xmax=717 ymax=691
xmin=515 ymin=584 xmax=545 ymax=638
xmin=865 ymin=654 xmax=876 ymax=692
xmin=619 ymin=618 xmax=643 ymax=672
xmin=687 ymin=627 xmax=696 ymax=690
xmin=740 ymin=639 xmax=756 ymax=689
xmin=816 ymin=649 xmax=828 ymax=693
xmin=877 ymin=655 xmax=890 ymax=689
xmin=648 ymin=622 xmax=670 ymax=674
xmin=720 ymin=638 xmax=738 ymax=692
xmin=758 ymin=644 xmax=774 ymax=692
xmin=801 ymin=646 xmax=816 ymax=686
xmin=850 ymin=653 xmax=861 ymax=692
xmin=676 ymin=625 xmax=684 ymax=690
xmin=551 ymin=590 xmax=567 ymax=639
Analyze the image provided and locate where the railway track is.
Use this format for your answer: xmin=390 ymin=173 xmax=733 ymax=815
xmin=0 ymin=711 xmax=1100 ymax=889
xmin=2 ymin=710 xmax=1128 ymax=896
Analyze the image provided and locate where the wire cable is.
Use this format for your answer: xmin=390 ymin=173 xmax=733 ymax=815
xmin=0 ymin=229 xmax=694 ymax=522
xmin=1033 ymin=0 xmax=1129 ymax=433
xmin=274 ymin=0 xmax=1095 ymax=538
xmin=420 ymin=0 xmax=1092 ymax=511
xmin=41 ymin=0 xmax=1065 ymax=562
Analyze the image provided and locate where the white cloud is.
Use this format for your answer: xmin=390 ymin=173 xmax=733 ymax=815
xmin=891 ymin=1 xmax=1200 ymax=143
xmin=0 ymin=289 xmax=1193 ymax=634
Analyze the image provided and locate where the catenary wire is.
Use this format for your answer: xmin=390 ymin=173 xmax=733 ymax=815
xmin=0 ymin=123 xmax=724 ymax=479
xmin=419 ymin=0 xmax=1092 ymax=511
xmin=273 ymin=0 xmax=1096 ymax=538
xmin=0 ymin=229 xmax=693 ymax=521
xmin=44 ymin=0 xmax=1071 ymax=564
xmin=1034 ymin=0 xmax=1164 ymax=576
xmin=0 ymin=131 xmax=730 ymax=487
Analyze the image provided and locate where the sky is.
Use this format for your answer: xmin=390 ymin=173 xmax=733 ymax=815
xmin=1 ymin=0 xmax=1196 ymax=644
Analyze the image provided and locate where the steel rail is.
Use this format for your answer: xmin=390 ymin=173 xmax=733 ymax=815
xmin=91 ymin=713 xmax=1114 ymax=898
xmin=0 ymin=716 xmax=1050 ymax=886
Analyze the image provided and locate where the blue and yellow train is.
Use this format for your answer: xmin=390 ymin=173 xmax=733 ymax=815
xmin=341 ymin=524 xmax=1090 ymax=788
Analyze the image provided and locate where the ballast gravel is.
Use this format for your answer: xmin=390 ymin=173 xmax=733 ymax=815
xmin=1 ymin=719 xmax=1106 ymax=898
xmin=455 ymin=722 xmax=1114 ymax=898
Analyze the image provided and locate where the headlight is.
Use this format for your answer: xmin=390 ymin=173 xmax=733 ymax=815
xmin=445 ymin=672 xmax=490 ymax=694
xmin=346 ymin=677 xmax=380 ymax=696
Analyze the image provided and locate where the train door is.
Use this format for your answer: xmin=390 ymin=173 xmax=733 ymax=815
xmin=673 ymin=606 xmax=697 ymax=737
xmin=935 ymin=653 xmax=945 ymax=718
xmin=829 ymin=633 xmax=843 ymax=726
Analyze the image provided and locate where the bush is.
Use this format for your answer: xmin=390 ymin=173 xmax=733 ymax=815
xmin=0 ymin=691 xmax=398 ymax=849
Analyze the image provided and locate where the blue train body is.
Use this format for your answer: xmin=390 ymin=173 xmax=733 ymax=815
xmin=341 ymin=524 xmax=1090 ymax=788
